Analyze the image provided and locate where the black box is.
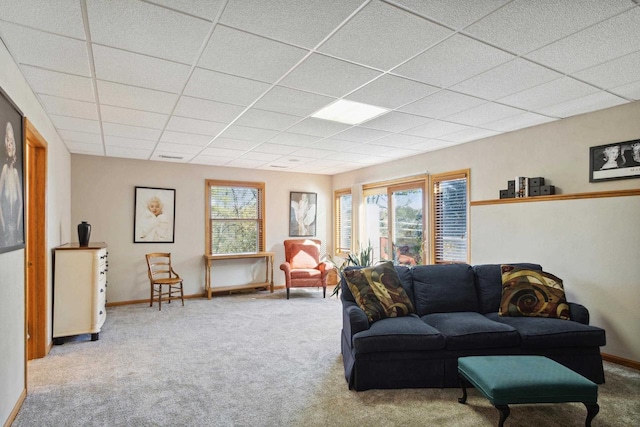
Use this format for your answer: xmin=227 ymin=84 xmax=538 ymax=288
xmin=529 ymin=177 xmax=545 ymax=187
xmin=507 ymin=180 xmax=515 ymax=190
xmin=507 ymin=189 xmax=515 ymax=198
xmin=529 ymin=186 xmax=540 ymax=196
xmin=541 ymin=185 xmax=555 ymax=195
xmin=499 ymin=190 xmax=509 ymax=199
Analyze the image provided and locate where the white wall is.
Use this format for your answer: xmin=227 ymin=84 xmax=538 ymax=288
xmin=333 ymin=101 xmax=640 ymax=363
xmin=70 ymin=155 xmax=332 ymax=303
xmin=0 ymin=40 xmax=71 ymax=426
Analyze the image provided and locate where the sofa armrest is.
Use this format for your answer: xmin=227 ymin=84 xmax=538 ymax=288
xmin=568 ymin=302 xmax=590 ymax=325
xmin=343 ymin=301 xmax=369 ymax=342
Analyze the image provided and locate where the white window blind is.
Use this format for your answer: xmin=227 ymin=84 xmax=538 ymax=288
xmin=207 ymin=181 xmax=264 ymax=255
xmin=335 ymin=190 xmax=352 ymax=254
xmin=432 ymin=171 xmax=469 ymax=263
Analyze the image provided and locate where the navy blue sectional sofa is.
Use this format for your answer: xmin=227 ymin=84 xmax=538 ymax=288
xmin=340 ymin=263 xmax=606 ymax=391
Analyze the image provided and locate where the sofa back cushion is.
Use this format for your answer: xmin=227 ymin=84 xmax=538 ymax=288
xmin=412 ymin=264 xmax=477 ymax=315
xmin=341 ymin=265 xmax=412 ymax=304
xmin=473 ymin=263 xmax=542 ymax=314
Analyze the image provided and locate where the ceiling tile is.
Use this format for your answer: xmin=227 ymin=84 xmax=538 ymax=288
xmin=38 ymin=94 xmax=98 ymax=120
xmin=393 ymin=34 xmax=514 ymax=88
xmin=173 ymin=96 xmax=245 ymax=123
xmin=352 ymin=154 xmax=392 ymax=164
xmin=219 ymin=0 xmax=363 ymax=48
xmin=346 ymin=74 xmax=438 ymax=109
xmin=465 ymin=0 xmax=632 ymax=54
xmin=21 ymin=66 xmax=94 ymax=102
xmin=251 ymin=143 xmax=299 ymax=155
xmin=319 ymin=0 xmax=453 ymax=70
xmin=573 ymin=51 xmax=640 ymax=90
xmin=59 ymin=129 xmax=102 ymax=144
xmin=97 ymin=81 xmax=178 ymax=114
xmin=438 ymin=127 xmax=500 ymax=143
xmin=392 ymin=0 xmax=509 ymax=30
xmin=201 ymin=146 xmax=244 ymax=157
xmin=87 ymin=0 xmax=211 ymax=64
xmin=155 ymin=142 xmax=202 ymax=154
xmin=102 ymin=122 xmax=162 ymax=141
xmin=346 ymin=144 xmax=394 ymax=155
xmin=407 ymin=138 xmax=456 ymax=152
xmin=451 ymin=58 xmax=562 ymax=100
xmin=253 ymin=86 xmax=335 ymax=116
xmin=93 ymin=45 xmax=191 ymax=93
xmin=611 ymin=80 xmax=640 ymax=101
xmin=184 ymin=68 xmax=271 ymax=106
xmin=280 ymin=54 xmax=381 ymax=98
xmin=332 ymin=126 xmax=391 ymax=143
xmin=208 ymin=138 xmax=258 ymax=151
xmin=483 ymin=112 xmax=557 ymax=132
xmin=149 ymin=0 xmax=225 ymax=21
xmin=290 ymin=147 xmax=336 ymax=159
xmin=49 ymin=115 xmax=100 ymax=134
xmin=218 ymin=125 xmax=279 ymax=142
xmin=165 ymin=116 xmax=227 ymax=136
xmin=160 ymin=131 xmax=213 ymax=146
xmin=0 ymin=22 xmax=90 ymax=76
xmin=286 ymin=118 xmax=351 ymax=138
xmin=150 ymin=151 xmax=195 ymax=163
xmin=268 ymin=132 xmax=321 ymax=147
xmin=312 ymin=139 xmax=362 ymax=151
xmin=66 ymin=141 xmax=104 ymax=154
xmin=277 ymin=155 xmax=316 ymax=165
xmin=105 ymin=136 xmax=157 ymax=150
xmin=399 ymin=90 xmax=486 ymax=118
xmin=535 ymin=91 xmax=629 ymax=118
xmin=101 ymin=105 xmax=168 ymax=129
xmin=369 ymin=133 xmax=433 ymax=148
xmin=190 ymin=155 xmax=233 ymax=166
xmin=105 ymin=146 xmax=152 ymax=159
xmin=525 ymin=8 xmax=640 ymax=73
xmin=361 ymin=111 xmax=432 ymax=133
xmin=379 ymin=147 xmax=421 ymax=159
xmin=498 ymin=77 xmax=600 ymax=111
xmin=403 ymin=120 xmax=470 ymax=138
xmin=233 ymin=109 xmax=302 ymax=131
xmin=444 ymin=102 xmax=523 ymax=126
xmin=0 ymin=0 xmax=85 ymax=38
xmin=226 ymin=158 xmax=268 ymax=168
xmin=239 ymin=151 xmax=282 ymax=162
xmin=199 ymin=25 xmax=308 ymax=83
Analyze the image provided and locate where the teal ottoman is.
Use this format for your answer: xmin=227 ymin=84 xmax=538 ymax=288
xmin=458 ymin=356 xmax=599 ymax=427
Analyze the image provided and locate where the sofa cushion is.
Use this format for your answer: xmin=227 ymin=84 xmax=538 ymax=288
xmin=353 ymin=315 xmax=445 ymax=353
xmin=473 ymin=263 xmax=542 ymax=314
xmin=421 ymin=312 xmax=520 ymax=350
xmin=500 ymin=265 xmax=570 ymax=320
xmin=291 ymin=269 xmax=321 ymax=279
xmin=485 ymin=313 xmax=606 ymax=349
xmin=344 ymin=261 xmax=415 ymax=323
xmin=289 ymin=243 xmax=319 ymax=269
xmin=412 ymin=264 xmax=478 ymax=315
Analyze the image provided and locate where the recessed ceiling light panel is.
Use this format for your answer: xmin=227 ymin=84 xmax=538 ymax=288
xmin=311 ymin=99 xmax=389 ymax=125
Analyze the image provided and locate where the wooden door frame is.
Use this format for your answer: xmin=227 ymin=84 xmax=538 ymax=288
xmin=25 ymin=118 xmax=48 ymax=360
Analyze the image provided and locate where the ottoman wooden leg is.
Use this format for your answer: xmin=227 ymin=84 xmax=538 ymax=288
xmin=457 ymin=374 xmax=468 ymax=404
xmin=585 ymin=403 xmax=599 ymax=427
xmin=495 ymin=404 xmax=510 ymax=427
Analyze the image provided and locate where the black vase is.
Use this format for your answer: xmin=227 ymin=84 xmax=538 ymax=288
xmin=78 ymin=221 xmax=91 ymax=247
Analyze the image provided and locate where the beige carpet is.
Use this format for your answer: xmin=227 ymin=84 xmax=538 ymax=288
xmin=14 ymin=289 xmax=640 ymax=426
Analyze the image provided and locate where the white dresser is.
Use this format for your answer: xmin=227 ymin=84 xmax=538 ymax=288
xmin=53 ymin=242 xmax=108 ymax=344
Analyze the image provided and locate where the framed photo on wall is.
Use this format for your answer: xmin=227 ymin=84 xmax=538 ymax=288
xmin=134 ymin=186 xmax=176 ymax=243
xmin=289 ymin=191 xmax=317 ymax=237
xmin=0 ymin=87 xmax=25 ymax=254
xmin=590 ymin=139 xmax=640 ymax=182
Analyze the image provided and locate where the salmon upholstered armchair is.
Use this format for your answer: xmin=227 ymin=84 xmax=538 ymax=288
xmin=280 ymin=239 xmax=330 ymax=299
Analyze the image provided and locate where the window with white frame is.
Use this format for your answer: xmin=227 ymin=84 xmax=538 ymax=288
xmin=431 ymin=170 xmax=469 ymax=263
xmin=334 ymin=189 xmax=352 ymax=255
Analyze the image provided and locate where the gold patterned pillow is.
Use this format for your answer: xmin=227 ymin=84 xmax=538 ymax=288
xmin=500 ymin=265 xmax=570 ymax=320
xmin=344 ymin=261 xmax=415 ymax=323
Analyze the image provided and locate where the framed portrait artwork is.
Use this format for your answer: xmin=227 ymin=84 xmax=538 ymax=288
xmin=0 ymin=87 xmax=25 ymax=254
xmin=589 ymin=140 xmax=640 ymax=182
xmin=289 ymin=191 xmax=317 ymax=237
xmin=134 ymin=186 xmax=176 ymax=243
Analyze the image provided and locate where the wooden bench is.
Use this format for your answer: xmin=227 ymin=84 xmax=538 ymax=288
xmin=458 ymin=355 xmax=599 ymax=427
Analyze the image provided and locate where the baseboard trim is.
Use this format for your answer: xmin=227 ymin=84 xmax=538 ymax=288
xmin=4 ymin=387 xmax=26 ymax=427
xmin=602 ymin=353 xmax=640 ymax=370
xmin=106 ymin=293 xmax=203 ymax=307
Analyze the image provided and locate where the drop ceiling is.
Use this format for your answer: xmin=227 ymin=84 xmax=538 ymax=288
xmin=1 ymin=0 xmax=639 ymax=175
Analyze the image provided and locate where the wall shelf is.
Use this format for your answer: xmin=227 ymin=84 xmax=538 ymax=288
xmin=471 ymin=189 xmax=640 ymax=206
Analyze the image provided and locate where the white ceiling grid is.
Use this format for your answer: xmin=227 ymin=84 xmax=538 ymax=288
xmin=0 ymin=0 xmax=638 ymax=175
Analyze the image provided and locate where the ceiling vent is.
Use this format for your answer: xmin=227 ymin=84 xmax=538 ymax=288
xmin=159 ymin=155 xmax=183 ymax=160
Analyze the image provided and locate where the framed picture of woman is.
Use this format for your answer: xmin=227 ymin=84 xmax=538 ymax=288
xmin=590 ymin=140 xmax=640 ymax=182
xmin=134 ymin=186 xmax=176 ymax=243
xmin=0 ymin=87 xmax=25 ymax=254
xmin=289 ymin=191 xmax=317 ymax=237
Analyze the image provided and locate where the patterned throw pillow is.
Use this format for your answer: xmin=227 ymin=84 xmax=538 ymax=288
xmin=499 ymin=265 xmax=570 ymax=320
xmin=344 ymin=261 xmax=415 ymax=323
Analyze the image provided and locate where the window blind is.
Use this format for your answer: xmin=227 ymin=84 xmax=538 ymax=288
xmin=335 ymin=191 xmax=352 ymax=254
xmin=432 ymin=172 xmax=468 ymax=263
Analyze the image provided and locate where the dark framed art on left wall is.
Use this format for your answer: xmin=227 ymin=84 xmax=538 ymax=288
xmin=0 ymin=87 xmax=25 ymax=254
